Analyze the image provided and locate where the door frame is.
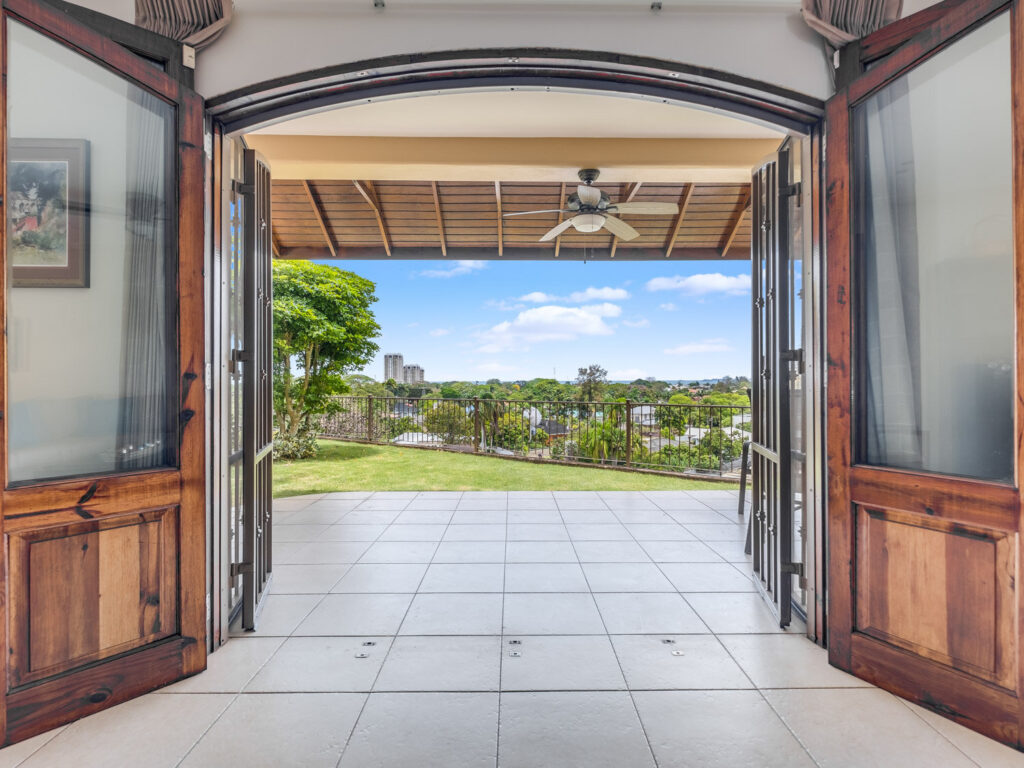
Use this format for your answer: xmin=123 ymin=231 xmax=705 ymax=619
xmin=0 ymin=0 xmax=206 ymax=744
xmin=825 ymin=0 xmax=1023 ymax=746
xmin=208 ymin=50 xmax=829 ymax=644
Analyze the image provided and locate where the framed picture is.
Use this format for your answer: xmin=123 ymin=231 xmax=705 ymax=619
xmin=8 ymin=138 xmax=90 ymax=288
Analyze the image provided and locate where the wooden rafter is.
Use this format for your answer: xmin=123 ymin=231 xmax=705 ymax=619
xmin=301 ymin=180 xmax=336 ymax=258
xmin=553 ymin=182 xmax=567 ymax=258
xmin=610 ymin=182 xmax=643 ymax=259
xmin=494 ymin=181 xmax=504 ymax=257
xmin=719 ymin=188 xmax=752 ymax=257
xmin=663 ymin=184 xmax=695 ymax=258
xmin=352 ymin=179 xmax=392 ymax=256
xmin=271 ymin=228 xmax=283 ymax=259
xmin=430 ymin=181 xmax=447 ymax=257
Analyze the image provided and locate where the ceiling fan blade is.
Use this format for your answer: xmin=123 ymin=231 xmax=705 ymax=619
xmin=609 ymin=202 xmax=680 ymax=215
xmin=539 ymin=217 xmax=577 ymax=242
xmin=602 ymin=215 xmax=641 ymax=241
xmin=503 ymin=209 xmax=572 ymax=217
xmin=577 ymin=184 xmax=602 ymax=207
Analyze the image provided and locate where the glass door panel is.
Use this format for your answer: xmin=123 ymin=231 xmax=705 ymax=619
xmin=853 ymin=13 xmax=1013 ymax=482
xmin=5 ymin=19 xmax=177 ymax=485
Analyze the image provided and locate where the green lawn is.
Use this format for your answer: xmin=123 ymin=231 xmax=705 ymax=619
xmin=273 ymin=440 xmax=738 ymax=496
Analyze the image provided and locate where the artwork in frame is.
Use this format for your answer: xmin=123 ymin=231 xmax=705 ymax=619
xmin=8 ymin=138 xmax=90 ymax=288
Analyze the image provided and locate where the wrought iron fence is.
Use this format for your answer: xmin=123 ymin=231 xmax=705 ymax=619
xmin=318 ymin=396 xmax=750 ymax=477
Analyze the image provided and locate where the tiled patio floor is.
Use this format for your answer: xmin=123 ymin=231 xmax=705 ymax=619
xmin=3 ymin=491 xmax=1024 ymax=767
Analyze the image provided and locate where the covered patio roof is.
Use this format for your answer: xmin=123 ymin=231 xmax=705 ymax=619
xmin=271 ymin=179 xmax=752 ymax=261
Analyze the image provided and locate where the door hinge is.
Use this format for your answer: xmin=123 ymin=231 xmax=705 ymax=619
xmin=231 ymin=562 xmax=254 ymax=578
xmin=783 ymin=562 xmax=805 ymax=577
xmin=781 ymin=348 xmax=804 ymax=370
xmin=780 ymin=182 xmax=802 ymax=198
xmin=232 ymin=180 xmax=256 ymax=196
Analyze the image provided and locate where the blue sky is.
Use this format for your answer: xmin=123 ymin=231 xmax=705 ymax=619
xmin=319 ymin=258 xmax=752 ymax=382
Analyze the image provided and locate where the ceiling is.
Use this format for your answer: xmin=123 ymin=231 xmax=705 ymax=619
xmin=251 ymin=90 xmax=787 ymax=140
xmin=272 ymin=179 xmax=752 ymax=261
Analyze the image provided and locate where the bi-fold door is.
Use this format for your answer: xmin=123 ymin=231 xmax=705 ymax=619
xmin=237 ymin=148 xmax=273 ymax=629
xmin=0 ymin=0 xmax=206 ymax=744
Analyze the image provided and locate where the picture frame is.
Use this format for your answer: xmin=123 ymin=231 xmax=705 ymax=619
xmin=8 ymin=138 xmax=90 ymax=288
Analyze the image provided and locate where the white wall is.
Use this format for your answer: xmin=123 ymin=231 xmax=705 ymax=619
xmin=70 ymin=0 xmax=834 ymax=101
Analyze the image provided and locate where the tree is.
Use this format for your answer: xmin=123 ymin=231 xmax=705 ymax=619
xmin=273 ymin=261 xmax=380 ymax=458
xmin=575 ymin=364 xmax=608 ymax=404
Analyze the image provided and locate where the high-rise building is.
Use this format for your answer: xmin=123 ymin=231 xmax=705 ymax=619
xmin=383 ymin=353 xmax=404 ymax=382
xmin=403 ymin=364 xmax=425 ymax=384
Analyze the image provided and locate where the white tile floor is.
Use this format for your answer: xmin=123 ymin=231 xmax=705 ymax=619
xmin=4 ymin=490 xmax=1024 ymax=767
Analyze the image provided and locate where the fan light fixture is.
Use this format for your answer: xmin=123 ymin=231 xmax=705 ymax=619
xmin=503 ymin=168 xmax=679 ymax=243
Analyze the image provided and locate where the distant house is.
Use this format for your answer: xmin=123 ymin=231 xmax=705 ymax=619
xmin=630 ymin=406 xmax=659 ymax=428
xmin=392 ymin=432 xmax=444 ymax=447
xmin=537 ymin=419 xmax=568 ymax=437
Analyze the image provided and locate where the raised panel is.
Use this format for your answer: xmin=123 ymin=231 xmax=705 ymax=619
xmin=7 ymin=507 xmax=179 ymax=688
xmin=854 ymin=504 xmax=1015 ymax=689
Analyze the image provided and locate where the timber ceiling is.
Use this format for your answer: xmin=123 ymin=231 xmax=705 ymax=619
xmin=272 ymin=180 xmax=752 ymax=261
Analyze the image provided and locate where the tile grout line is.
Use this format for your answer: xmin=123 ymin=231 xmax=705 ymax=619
xmin=495 ymin=491 xmax=511 ymax=768
xmin=333 ymin=489 xmax=463 ymax=768
xmin=556 ymin=495 xmax=662 ymax=768
xmin=894 ymin=695 xmax=986 ymax=768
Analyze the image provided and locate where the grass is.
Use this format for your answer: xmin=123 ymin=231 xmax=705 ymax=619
xmin=273 ymin=440 xmax=739 ymax=496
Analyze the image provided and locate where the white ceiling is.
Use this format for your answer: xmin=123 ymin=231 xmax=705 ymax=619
xmin=250 ymin=90 xmax=786 ymax=140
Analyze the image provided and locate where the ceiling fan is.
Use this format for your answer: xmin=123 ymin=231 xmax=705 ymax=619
xmin=503 ymin=169 xmax=679 ymax=242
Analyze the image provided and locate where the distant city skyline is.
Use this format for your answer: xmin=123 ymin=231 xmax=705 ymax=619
xmin=314 ymin=258 xmax=756 ymax=382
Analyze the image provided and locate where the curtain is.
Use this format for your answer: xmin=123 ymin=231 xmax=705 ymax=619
xmin=117 ymin=92 xmax=171 ymax=471
xmin=801 ymin=0 xmax=903 ymax=48
xmin=859 ymin=80 xmax=922 ymax=469
xmin=135 ymin=0 xmax=232 ymax=51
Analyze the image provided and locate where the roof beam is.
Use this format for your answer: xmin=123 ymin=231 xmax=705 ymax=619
xmin=663 ymin=184 xmax=695 ymax=258
xmin=352 ymin=179 xmax=392 ymax=256
xmin=494 ymin=181 xmax=503 ymax=257
xmin=554 ymin=182 xmax=567 ymax=259
xmin=719 ymin=188 xmax=752 ymax=258
xmin=610 ymin=182 xmax=643 ymax=259
xmin=430 ymin=181 xmax=447 ymax=257
xmin=276 ymin=245 xmax=749 ymax=261
xmin=301 ymin=180 xmax=336 ymax=258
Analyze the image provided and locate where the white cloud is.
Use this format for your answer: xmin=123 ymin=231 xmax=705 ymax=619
xmin=659 ymin=303 xmax=677 ymax=312
xmin=477 ymin=303 xmax=622 ymax=353
xmin=611 ymin=368 xmax=648 ymax=380
xmin=429 ymin=328 xmax=451 ymax=337
xmin=519 ymin=291 xmax=555 ymax=303
xmin=646 ymin=273 xmax=751 ymax=296
xmin=485 ymin=299 xmax=526 ymax=312
xmin=407 ymin=322 xmax=420 ymax=328
xmin=622 ymin=317 xmax=650 ymax=328
xmin=420 ymin=260 xmax=487 ymax=278
xmin=664 ymin=338 xmax=733 ymax=355
xmin=519 ymin=286 xmax=630 ymax=303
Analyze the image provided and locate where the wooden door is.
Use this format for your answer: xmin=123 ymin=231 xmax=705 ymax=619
xmin=0 ymin=0 xmax=205 ymax=744
xmin=827 ymin=0 xmax=1024 ymax=747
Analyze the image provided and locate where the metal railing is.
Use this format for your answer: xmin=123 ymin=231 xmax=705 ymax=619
xmin=318 ymin=396 xmax=750 ymax=477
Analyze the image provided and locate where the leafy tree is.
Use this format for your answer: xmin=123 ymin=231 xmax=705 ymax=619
xmin=273 ymin=261 xmax=380 ymax=458
xmin=575 ymin=364 xmax=608 ymax=410
xmin=345 ymin=374 xmax=389 ymax=397
xmin=422 ymin=402 xmax=473 ymax=444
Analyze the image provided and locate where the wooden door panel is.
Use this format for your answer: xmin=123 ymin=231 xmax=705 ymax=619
xmin=854 ymin=505 xmax=1016 ymax=689
xmin=8 ymin=508 xmax=179 ymax=687
xmin=826 ymin=0 xmax=1024 ymax=749
xmin=0 ymin=0 xmax=206 ymax=746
